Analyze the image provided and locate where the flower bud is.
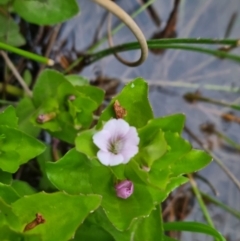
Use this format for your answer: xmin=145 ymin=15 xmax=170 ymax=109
xmin=115 ymin=180 xmax=134 ymax=199
xmin=36 ymin=112 xmax=56 ymax=124
xmin=68 ymin=95 xmax=76 ymax=101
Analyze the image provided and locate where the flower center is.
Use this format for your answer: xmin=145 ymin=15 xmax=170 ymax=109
xmin=108 ymin=138 xmax=123 ymax=154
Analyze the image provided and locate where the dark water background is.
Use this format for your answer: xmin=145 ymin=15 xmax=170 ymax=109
xmin=59 ymin=1 xmax=240 ymax=240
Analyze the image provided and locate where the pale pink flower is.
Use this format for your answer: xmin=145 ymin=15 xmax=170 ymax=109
xmin=93 ymin=119 xmax=139 ymax=166
xmin=115 ymin=180 xmax=134 ymax=199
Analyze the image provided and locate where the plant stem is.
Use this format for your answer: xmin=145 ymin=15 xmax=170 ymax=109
xmin=0 ymin=83 xmax=23 ymax=97
xmin=148 ymin=38 xmax=240 ymax=45
xmin=121 ymin=79 xmax=240 ymax=93
xmin=188 ymin=174 xmax=215 ymax=228
xmin=0 ymin=42 xmax=54 ymax=66
xmin=0 ymin=99 xmax=17 ymax=105
xmin=1 ymin=51 xmax=32 ymax=97
xmin=215 ymin=130 xmax=240 ymax=151
xmin=64 ymin=0 xmax=156 ymax=73
xmin=86 ymin=42 xmax=240 ymax=65
xmin=184 ymin=92 xmax=240 ymax=110
xmin=184 ymin=126 xmax=240 ymax=192
xmin=200 ymin=191 xmax=240 ymax=220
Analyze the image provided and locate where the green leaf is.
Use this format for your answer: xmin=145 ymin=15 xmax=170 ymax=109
xmin=0 ymin=225 xmax=42 ymax=241
xmin=138 ymin=129 xmax=167 ymax=167
xmin=139 ymin=113 xmax=185 ymax=138
xmin=33 ymin=69 xmax=67 ymax=108
xmin=49 ymin=111 xmax=77 ymax=144
xmin=37 ymin=145 xmax=56 ymax=191
xmin=0 ymin=151 xmax=20 ymax=173
xmin=69 ymin=94 xmax=98 ymax=128
xmin=16 ymin=98 xmax=40 ymax=137
xmin=98 ymin=78 xmax=153 ymax=128
xmin=73 ymin=215 xmax=114 ymax=241
xmin=148 ymin=168 xmax=171 ymax=190
xmin=76 ymin=85 xmax=105 ymax=106
xmin=0 ymin=198 xmax=21 ymax=231
xmin=13 ymin=0 xmax=79 ymax=25
xmin=75 ymin=128 xmax=98 ymax=158
xmin=23 ymin=69 xmax=32 ymax=86
xmin=0 ymin=126 xmax=45 ymax=172
xmin=152 ymin=132 xmax=192 ymax=171
xmin=56 ymin=80 xmax=80 ymax=106
xmin=31 ymin=98 xmax=60 ymax=132
xmin=0 ymin=183 xmax=20 ymax=204
xmin=125 ymin=160 xmax=149 ymax=184
xmin=46 ymin=149 xmax=93 ymax=194
xmin=163 ymin=222 xmax=226 ymax=241
xmin=0 ymin=105 xmax=18 ymax=128
xmin=0 ymin=169 xmax=12 ymax=184
xmin=65 ymin=75 xmax=89 ymax=86
xmin=110 ymin=165 xmax=126 ymax=180
xmin=86 ymin=209 xmax=133 ymax=241
xmin=0 ymin=13 xmax=25 ymax=46
xmin=134 ymin=205 xmax=164 ymax=241
xmin=0 ymin=0 xmax=11 ymax=4
xmin=11 ymin=180 xmax=36 ymax=197
xmin=12 ymin=192 xmax=102 ymax=241
xmin=124 ymin=159 xmax=170 ymax=191
xmin=90 ymin=166 xmax=154 ymax=231
xmin=148 ymin=176 xmax=188 ymax=204
xmin=171 ymin=150 xmax=212 ymax=176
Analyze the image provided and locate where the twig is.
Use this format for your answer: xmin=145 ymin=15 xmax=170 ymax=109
xmin=184 ymin=126 xmax=240 ymax=192
xmin=1 ymin=51 xmax=32 ymax=97
xmin=36 ymin=24 xmax=62 ymax=78
xmin=194 ymin=173 xmax=219 ymax=196
xmin=64 ymin=0 xmax=156 ymax=73
xmin=200 ymin=191 xmax=240 ymax=220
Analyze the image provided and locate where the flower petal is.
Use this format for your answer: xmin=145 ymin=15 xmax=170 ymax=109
xmin=109 ymin=153 xmax=124 ymax=166
xmin=97 ymin=151 xmax=124 ymax=166
xmin=104 ymin=119 xmax=129 ymax=140
xmin=97 ymin=150 xmax=112 ymax=165
xmin=115 ymin=180 xmax=134 ymax=199
xmin=93 ymin=130 xmax=110 ymax=152
xmin=124 ymin=127 xmax=140 ymax=145
xmin=121 ymin=145 xmax=139 ymax=163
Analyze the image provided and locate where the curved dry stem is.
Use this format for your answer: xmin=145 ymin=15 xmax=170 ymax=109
xmin=0 ymin=51 xmax=32 ymax=97
xmin=92 ymin=0 xmax=148 ymax=66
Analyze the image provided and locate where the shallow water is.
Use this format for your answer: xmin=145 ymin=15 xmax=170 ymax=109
xmin=60 ymin=0 xmax=240 ymax=240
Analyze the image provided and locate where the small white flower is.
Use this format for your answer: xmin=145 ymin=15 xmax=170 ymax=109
xmin=93 ymin=119 xmax=140 ymax=166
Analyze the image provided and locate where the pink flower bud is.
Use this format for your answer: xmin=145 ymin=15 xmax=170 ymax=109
xmin=68 ymin=95 xmax=76 ymax=101
xmin=115 ymin=180 xmax=134 ymax=199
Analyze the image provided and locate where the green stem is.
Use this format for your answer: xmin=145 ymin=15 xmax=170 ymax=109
xmin=0 ymin=83 xmax=23 ymax=97
xmin=0 ymin=99 xmax=17 ymax=105
xmin=148 ymin=38 xmax=240 ymax=45
xmin=184 ymin=126 xmax=240 ymax=192
xmin=215 ymin=130 xmax=240 ymax=151
xmin=64 ymin=0 xmax=156 ymax=73
xmin=123 ymin=79 xmax=240 ymax=93
xmin=158 ymin=205 xmax=164 ymax=241
xmin=0 ymin=42 xmax=54 ymax=66
xmin=188 ymin=174 xmax=215 ymax=228
xmin=86 ymin=42 xmax=240 ymax=65
xmin=200 ymin=191 xmax=240 ymax=220
xmin=184 ymin=92 xmax=240 ymax=110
